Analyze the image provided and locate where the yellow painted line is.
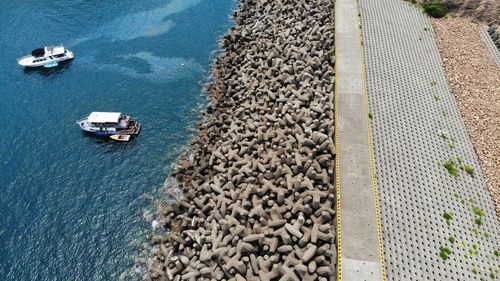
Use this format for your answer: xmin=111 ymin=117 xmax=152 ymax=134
xmin=334 ymin=26 xmax=342 ymax=281
xmin=334 ymin=0 xmax=387 ymax=280
xmin=355 ymin=1 xmax=387 ymax=280
xmin=333 ymin=0 xmax=342 ymax=280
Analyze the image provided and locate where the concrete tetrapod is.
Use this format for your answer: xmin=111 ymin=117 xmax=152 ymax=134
xmin=147 ymin=0 xmax=337 ymax=280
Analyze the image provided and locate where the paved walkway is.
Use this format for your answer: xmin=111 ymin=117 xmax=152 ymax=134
xmin=359 ymin=0 xmax=500 ymax=280
xmin=480 ymin=26 xmax=500 ymax=65
xmin=335 ymin=0 xmax=385 ymax=280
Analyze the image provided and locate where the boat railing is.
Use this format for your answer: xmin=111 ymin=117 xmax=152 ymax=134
xmin=17 ymin=55 xmax=33 ymax=61
xmin=76 ymin=117 xmax=89 ymax=123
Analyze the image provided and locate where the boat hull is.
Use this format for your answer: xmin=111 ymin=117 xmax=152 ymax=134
xmin=78 ymin=127 xmax=140 ymax=136
xmin=83 ymin=130 xmax=125 ymax=137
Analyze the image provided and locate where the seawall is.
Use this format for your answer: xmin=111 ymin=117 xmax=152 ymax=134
xmin=147 ymin=0 xmax=337 ymax=280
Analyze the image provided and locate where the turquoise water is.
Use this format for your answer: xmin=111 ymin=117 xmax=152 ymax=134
xmin=0 ymin=1 xmax=235 ymax=280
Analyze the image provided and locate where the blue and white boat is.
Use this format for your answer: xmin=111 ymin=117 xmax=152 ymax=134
xmin=77 ymin=112 xmax=141 ymax=136
xmin=18 ymin=45 xmax=74 ymax=68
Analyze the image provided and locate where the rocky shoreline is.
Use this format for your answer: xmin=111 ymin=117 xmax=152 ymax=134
xmin=147 ymin=0 xmax=336 ymax=280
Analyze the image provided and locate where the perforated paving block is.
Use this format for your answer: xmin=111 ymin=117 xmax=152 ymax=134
xmin=480 ymin=26 xmax=500 ymax=66
xmin=359 ymin=0 xmax=500 ymax=280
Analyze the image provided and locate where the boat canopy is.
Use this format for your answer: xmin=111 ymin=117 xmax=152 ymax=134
xmin=88 ymin=112 xmax=121 ymax=123
xmin=31 ymin=48 xmax=45 ymax=57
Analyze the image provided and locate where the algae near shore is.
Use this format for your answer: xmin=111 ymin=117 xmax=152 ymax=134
xmin=147 ymin=0 xmax=337 ymax=279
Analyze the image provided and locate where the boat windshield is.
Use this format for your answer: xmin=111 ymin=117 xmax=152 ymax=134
xmin=31 ymin=48 xmax=45 ymax=57
xmin=91 ymin=122 xmax=118 ymax=127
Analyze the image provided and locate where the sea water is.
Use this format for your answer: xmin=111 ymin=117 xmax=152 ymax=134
xmin=0 ymin=1 xmax=236 ymax=280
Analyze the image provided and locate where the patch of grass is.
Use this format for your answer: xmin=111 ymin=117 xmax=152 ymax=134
xmin=472 ymin=268 xmax=478 ymax=274
xmin=448 ymin=143 xmax=455 ymax=148
xmin=439 ymin=132 xmax=449 ymax=140
xmin=439 ymin=246 xmax=452 ymax=260
xmin=457 ymin=156 xmax=463 ymax=163
xmin=472 ymin=207 xmax=485 ymax=227
xmin=484 ymin=232 xmax=490 ymax=239
xmin=472 ymin=228 xmax=479 ymax=235
xmin=469 ymin=246 xmax=479 ymax=255
xmin=442 ymin=110 xmax=448 ymax=116
xmin=433 ymin=95 xmax=440 ymax=101
xmin=368 ymin=112 xmax=373 ymax=119
xmin=473 ymin=207 xmax=485 ymax=217
xmin=422 ymin=2 xmax=448 ymax=18
xmin=461 ymin=165 xmax=475 ymax=178
xmin=431 ymin=80 xmax=437 ymax=86
xmin=443 ymin=211 xmax=453 ymax=225
xmin=494 ymin=250 xmax=499 ymax=257
xmin=448 ymin=236 xmax=456 ymax=243
xmin=443 ymin=160 xmax=459 ymax=177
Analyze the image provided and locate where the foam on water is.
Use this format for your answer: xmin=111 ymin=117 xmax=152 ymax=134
xmin=91 ymin=52 xmax=204 ymax=83
xmin=73 ymin=0 xmax=203 ymax=44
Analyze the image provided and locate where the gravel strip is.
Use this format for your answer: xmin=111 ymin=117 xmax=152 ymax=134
xmin=433 ymin=17 xmax=500 ymax=217
xmin=146 ymin=0 xmax=337 ymax=280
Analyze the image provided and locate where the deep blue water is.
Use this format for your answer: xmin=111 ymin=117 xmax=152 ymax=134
xmin=0 ymin=1 xmax=235 ymax=280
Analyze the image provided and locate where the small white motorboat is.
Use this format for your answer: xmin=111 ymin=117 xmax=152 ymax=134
xmin=18 ymin=45 xmax=74 ymax=68
xmin=110 ymin=135 xmax=131 ymax=142
xmin=77 ymin=112 xmax=141 ymax=137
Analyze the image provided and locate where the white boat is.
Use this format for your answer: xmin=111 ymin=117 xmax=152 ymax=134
xmin=77 ymin=112 xmax=141 ymax=137
xmin=18 ymin=45 xmax=74 ymax=68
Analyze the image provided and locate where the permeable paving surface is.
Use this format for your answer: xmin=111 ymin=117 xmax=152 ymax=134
xmin=359 ymin=0 xmax=500 ymax=280
xmin=480 ymin=26 xmax=500 ymax=66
